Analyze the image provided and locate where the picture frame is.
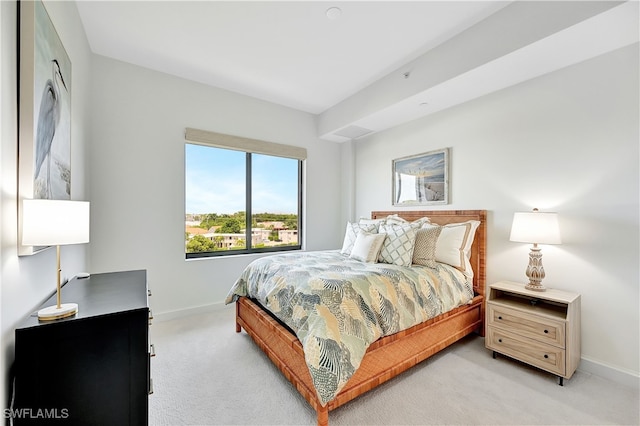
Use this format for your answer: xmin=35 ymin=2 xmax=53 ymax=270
xmin=18 ymin=0 xmax=72 ymax=255
xmin=392 ymin=148 xmax=449 ymax=206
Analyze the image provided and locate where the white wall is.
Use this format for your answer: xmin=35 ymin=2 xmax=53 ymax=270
xmin=351 ymin=44 xmax=639 ymax=380
xmin=88 ymin=55 xmax=343 ymax=318
xmin=0 ymin=0 xmax=91 ymax=407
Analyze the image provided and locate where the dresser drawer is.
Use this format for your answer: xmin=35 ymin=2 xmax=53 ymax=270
xmin=487 ymin=328 xmax=566 ymax=376
xmin=487 ymin=303 xmax=565 ymax=348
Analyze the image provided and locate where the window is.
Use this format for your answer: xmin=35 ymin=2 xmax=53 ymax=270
xmin=184 ymin=129 xmax=304 ymax=259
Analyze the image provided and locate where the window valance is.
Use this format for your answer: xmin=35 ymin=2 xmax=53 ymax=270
xmin=185 ymin=128 xmax=307 ymax=160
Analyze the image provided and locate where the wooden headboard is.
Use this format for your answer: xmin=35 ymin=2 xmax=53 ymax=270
xmin=371 ymin=210 xmax=487 ymax=298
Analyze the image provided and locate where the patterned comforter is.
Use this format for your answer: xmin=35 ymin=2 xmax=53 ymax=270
xmin=225 ymin=250 xmax=474 ymax=406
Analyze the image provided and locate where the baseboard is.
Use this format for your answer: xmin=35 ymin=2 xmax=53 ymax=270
xmin=152 ymin=302 xmax=229 ymax=322
xmin=579 ymin=356 xmax=639 ymax=389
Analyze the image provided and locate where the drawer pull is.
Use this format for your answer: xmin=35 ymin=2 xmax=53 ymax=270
xmin=498 ymin=316 xmax=503 ymax=320
xmin=148 ymin=289 xmax=152 ymax=297
xmin=544 ymin=354 xmax=549 ymax=359
xmin=150 ymin=344 xmax=156 ymax=357
xmin=544 ymin=329 xmax=549 ymax=334
xmin=498 ymin=339 xmax=503 ymax=343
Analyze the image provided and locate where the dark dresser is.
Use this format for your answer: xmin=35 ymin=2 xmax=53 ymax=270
xmin=13 ymin=270 xmax=152 ymax=425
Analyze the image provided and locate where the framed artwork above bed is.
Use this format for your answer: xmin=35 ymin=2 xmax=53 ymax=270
xmin=392 ymin=148 xmax=449 ymax=206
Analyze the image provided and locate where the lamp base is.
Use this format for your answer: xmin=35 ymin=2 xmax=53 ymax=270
xmin=38 ymin=303 xmax=78 ymax=321
xmin=525 ymin=282 xmax=546 ymax=292
xmin=524 ymin=246 xmax=547 ymax=292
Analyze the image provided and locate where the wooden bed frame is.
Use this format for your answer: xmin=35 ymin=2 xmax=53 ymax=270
xmin=234 ymin=210 xmax=487 ymax=425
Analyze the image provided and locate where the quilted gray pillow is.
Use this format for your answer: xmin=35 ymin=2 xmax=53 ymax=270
xmin=412 ymin=226 xmax=442 ymax=268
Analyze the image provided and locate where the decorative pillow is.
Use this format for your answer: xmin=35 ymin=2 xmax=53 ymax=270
xmin=340 ymin=222 xmax=377 ymax=255
xmin=412 ymin=226 xmax=442 ymax=268
xmin=411 ymin=216 xmax=431 ymax=226
xmin=383 ymin=214 xmax=407 ymax=225
xmin=423 ymin=220 xmax=480 ymax=274
xmin=349 ymin=232 xmax=387 ymax=263
xmin=385 ymin=215 xmax=431 ymax=227
xmin=377 ymin=224 xmax=418 ymax=267
xmin=358 ymin=217 xmax=386 ymax=230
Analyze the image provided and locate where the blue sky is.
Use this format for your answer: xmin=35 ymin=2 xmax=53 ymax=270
xmin=185 ymin=144 xmax=299 ymax=215
xmin=395 ymin=151 xmax=445 ymax=180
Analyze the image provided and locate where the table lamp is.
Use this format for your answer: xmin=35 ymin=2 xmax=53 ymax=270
xmin=509 ymin=208 xmax=561 ymax=291
xmin=22 ymin=199 xmax=90 ymax=320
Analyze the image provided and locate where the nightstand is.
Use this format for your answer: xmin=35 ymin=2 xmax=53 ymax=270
xmin=485 ymin=281 xmax=581 ymax=385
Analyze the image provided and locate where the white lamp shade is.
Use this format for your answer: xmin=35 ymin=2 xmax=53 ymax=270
xmin=510 ymin=210 xmax=561 ymax=245
xmin=22 ymin=200 xmax=90 ymax=246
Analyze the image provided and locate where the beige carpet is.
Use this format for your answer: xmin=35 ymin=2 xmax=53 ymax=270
xmin=149 ymin=306 xmax=639 ymax=425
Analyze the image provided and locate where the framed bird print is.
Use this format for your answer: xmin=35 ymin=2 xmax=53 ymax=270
xmin=18 ymin=0 xmax=72 ymax=255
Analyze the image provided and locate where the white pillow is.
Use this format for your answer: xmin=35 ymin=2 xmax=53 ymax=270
xmin=377 ymin=224 xmax=418 ymax=267
xmin=340 ymin=222 xmax=377 ymax=255
xmin=423 ymin=220 xmax=480 ymax=274
xmin=349 ymin=232 xmax=386 ymax=263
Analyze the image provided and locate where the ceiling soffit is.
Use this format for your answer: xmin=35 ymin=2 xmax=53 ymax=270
xmin=319 ymin=1 xmax=638 ymax=142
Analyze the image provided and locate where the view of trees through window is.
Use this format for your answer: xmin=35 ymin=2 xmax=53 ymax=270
xmin=185 ymin=144 xmax=301 ymax=258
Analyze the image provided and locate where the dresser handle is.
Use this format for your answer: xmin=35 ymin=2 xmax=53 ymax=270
xmin=544 ymin=354 xmax=549 ymax=359
xmin=498 ymin=316 xmax=502 ymax=320
xmin=498 ymin=339 xmax=502 ymax=343
xmin=544 ymin=329 xmax=549 ymax=334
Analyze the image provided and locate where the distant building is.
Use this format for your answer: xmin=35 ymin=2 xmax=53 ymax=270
xmin=195 ymin=231 xmax=262 ymax=249
xmin=259 ymin=221 xmax=285 ymax=229
xmin=185 ymin=226 xmax=208 ymax=235
xmin=278 ymin=229 xmax=298 ymax=244
xmin=186 ymin=226 xmax=297 ymax=249
xmin=253 ymin=228 xmax=271 ymax=241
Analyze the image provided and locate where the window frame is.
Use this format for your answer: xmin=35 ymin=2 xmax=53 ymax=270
xmin=185 ymin=131 xmax=304 ymax=260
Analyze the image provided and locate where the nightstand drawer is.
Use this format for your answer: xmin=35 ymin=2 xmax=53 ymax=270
xmin=487 ymin=328 xmax=566 ymax=376
xmin=487 ymin=303 xmax=565 ymax=348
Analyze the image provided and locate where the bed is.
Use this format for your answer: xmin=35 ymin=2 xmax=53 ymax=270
xmin=226 ymin=210 xmax=486 ymax=425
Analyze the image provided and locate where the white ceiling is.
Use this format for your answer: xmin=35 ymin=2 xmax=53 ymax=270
xmin=75 ymin=1 xmax=638 ymax=142
xmin=75 ymin=1 xmax=510 ymax=114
